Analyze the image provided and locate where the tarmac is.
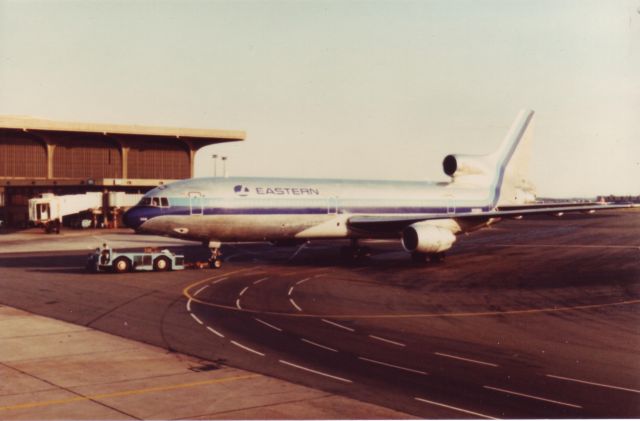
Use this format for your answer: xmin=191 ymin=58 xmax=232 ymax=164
xmin=0 ymin=305 xmax=411 ymax=420
xmin=1 ymin=210 xmax=638 ymax=418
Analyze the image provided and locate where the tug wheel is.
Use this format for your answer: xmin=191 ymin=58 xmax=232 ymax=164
xmin=113 ymin=257 xmax=131 ymax=273
xmin=153 ymin=256 xmax=171 ymax=271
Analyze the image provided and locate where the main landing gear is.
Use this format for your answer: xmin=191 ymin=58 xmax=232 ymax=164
xmin=340 ymin=239 xmax=371 ymax=262
xmin=411 ymin=251 xmax=446 ymax=264
xmin=206 ymin=241 xmax=223 ymax=269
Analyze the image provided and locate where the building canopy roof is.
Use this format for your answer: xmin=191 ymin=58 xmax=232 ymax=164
xmin=0 ymin=115 xmax=245 ymax=143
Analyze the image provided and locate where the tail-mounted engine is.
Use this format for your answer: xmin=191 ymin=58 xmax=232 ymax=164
xmin=401 ymin=222 xmax=456 ymax=254
xmin=442 ymin=154 xmax=493 ymax=178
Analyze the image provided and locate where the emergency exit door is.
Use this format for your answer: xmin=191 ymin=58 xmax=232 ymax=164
xmin=189 ymin=192 xmax=203 ymax=215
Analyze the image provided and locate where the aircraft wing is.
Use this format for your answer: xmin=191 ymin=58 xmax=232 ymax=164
xmin=346 ymin=203 xmax=638 ymax=235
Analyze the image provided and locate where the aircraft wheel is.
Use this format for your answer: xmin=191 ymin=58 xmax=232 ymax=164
xmin=153 ymin=256 xmax=171 ymax=271
xmin=113 ymin=257 xmax=131 ymax=273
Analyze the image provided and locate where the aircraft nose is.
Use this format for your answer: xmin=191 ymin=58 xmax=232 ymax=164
xmin=123 ymin=206 xmax=145 ymax=230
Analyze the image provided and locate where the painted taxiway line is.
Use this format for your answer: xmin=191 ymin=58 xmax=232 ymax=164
xmin=434 ymin=352 xmax=499 ymax=367
xmin=321 ymin=319 xmax=355 ymax=332
xmin=183 ymin=273 xmax=640 ymax=319
xmin=190 ymin=313 xmax=203 ymax=325
xmin=254 ymin=317 xmax=283 ymax=332
xmin=279 ymin=360 xmax=352 ymax=383
xmin=369 ymin=334 xmax=405 ymax=347
xmin=546 ymin=374 xmax=640 ymax=394
xmin=359 ymin=357 xmax=427 ymax=375
xmin=235 ymin=299 xmax=242 ymax=310
xmin=483 ymin=385 xmax=582 ymax=409
xmin=239 ymin=286 xmax=249 ymax=296
xmin=252 ymin=277 xmax=269 ymax=285
xmin=206 ymin=326 xmax=225 ymax=338
xmin=296 ymin=277 xmax=311 ymax=285
xmin=289 ymin=298 xmax=303 ymax=312
xmin=211 ymin=276 xmax=228 ymax=284
xmin=231 ymin=340 xmax=265 ymax=357
xmin=186 ymin=299 xmax=192 ymax=312
xmin=414 ymin=397 xmax=498 ymax=419
xmin=0 ymin=374 xmax=260 ymax=412
xmin=194 ymin=285 xmax=209 ymax=296
xmin=301 ymin=338 xmax=338 ymax=352
xmin=288 ymin=286 xmax=294 ymax=296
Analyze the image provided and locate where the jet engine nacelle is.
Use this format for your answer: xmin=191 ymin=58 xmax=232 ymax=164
xmin=401 ymin=223 xmax=456 ymax=253
xmin=442 ymin=154 xmax=492 ymax=178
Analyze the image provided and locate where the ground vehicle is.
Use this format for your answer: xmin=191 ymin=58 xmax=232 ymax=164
xmin=87 ymin=245 xmax=185 ymax=273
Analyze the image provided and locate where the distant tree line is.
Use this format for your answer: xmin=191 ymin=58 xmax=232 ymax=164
xmin=597 ymin=195 xmax=640 ymax=203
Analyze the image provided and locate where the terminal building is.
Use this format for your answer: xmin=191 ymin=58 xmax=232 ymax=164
xmin=0 ymin=116 xmax=245 ymax=228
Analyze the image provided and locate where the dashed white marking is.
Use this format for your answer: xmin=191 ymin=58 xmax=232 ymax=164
xmin=301 ymin=338 xmax=338 ymax=352
xmin=252 ymin=277 xmax=269 ymax=285
xmin=546 ymin=374 xmax=640 ymax=394
xmin=321 ymin=319 xmax=355 ymax=332
xmin=289 ymin=298 xmax=302 ymax=312
xmin=279 ymin=360 xmax=352 ymax=383
xmin=194 ymin=285 xmax=209 ymax=296
xmin=206 ymin=326 xmax=224 ymax=338
xmin=483 ymin=385 xmax=582 ymax=409
xmin=231 ymin=340 xmax=265 ymax=356
xmin=190 ymin=313 xmax=203 ymax=325
xmin=254 ymin=318 xmax=283 ymax=332
xmin=368 ymin=335 xmax=405 ymax=347
xmin=415 ymin=397 xmax=498 ymax=419
xmin=211 ymin=277 xmax=228 ymax=284
xmin=434 ymin=352 xmax=499 ymax=367
xmin=296 ymin=277 xmax=311 ymax=285
xmin=288 ymin=286 xmax=295 ymax=296
xmin=235 ymin=298 xmax=242 ymax=310
xmin=186 ymin=299 xmax=192 ymax=312
xmin=359 ymin=357 xmax=427 ymax=375
xmin=239 ymin=286 xmax=249 ymax=296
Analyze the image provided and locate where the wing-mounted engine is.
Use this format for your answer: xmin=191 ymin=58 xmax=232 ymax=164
xmin=401 ymin=222 xmax=456 ymax=253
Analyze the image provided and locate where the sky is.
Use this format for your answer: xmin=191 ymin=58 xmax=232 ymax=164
xmin=1 ymin=0 xmax=638 ymax=197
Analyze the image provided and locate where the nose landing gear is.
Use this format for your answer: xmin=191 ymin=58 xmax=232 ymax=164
xmin=206 ymin=241 xmax=223 ymax=269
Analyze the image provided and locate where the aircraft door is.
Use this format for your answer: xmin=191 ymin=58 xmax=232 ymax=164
xmin=189 ymin=192 xmax=203 ymax=215
xmin=446 ymin=194 xmax=455 ymax=215
xmin=328 ymin=197 xmax=338 ymax=214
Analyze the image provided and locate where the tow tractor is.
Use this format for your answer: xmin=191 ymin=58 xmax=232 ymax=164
xmin=87 ymin=244 xmax=185 ymax=273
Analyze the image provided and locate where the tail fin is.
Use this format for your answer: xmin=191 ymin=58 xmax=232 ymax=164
xmin=443 ymin=109 xmax=536 ymax=207
xmin=489 ymin=109 xmax=536 ymax=206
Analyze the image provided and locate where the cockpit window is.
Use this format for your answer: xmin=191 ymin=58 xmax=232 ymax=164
xmin=139 ymin=197 xmax=169 ymax=207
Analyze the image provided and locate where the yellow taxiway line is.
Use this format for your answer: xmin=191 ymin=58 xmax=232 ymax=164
xmin=0 ymin=374 xmax=260 ymax=412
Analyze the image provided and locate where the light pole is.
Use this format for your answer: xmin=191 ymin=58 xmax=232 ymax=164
xmin=222 ymin=156 xmax=227 ymax=178
xmin=212 ymin=154 xmax=218 ymax=177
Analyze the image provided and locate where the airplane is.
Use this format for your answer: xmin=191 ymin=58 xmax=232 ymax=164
xmin=123 ymin=109 xmax=635 ymax=268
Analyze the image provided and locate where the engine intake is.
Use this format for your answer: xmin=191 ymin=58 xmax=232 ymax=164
xmin=401 ymin=223 xmax=456 ymax=253
xmin=442 ymin=154 xmax=492 ymax=178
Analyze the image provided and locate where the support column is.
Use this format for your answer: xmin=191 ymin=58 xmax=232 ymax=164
xmin=47 ymin=144 xmax=56 ymax=179
xmin=182 ymin=139 xmax=197 ymax=178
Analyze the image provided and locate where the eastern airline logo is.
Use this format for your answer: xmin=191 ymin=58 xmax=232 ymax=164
xmin=233 ymin=185 xmax=320 ymax=196
xmin=233 ymin=185 xmax=250 ymax=197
